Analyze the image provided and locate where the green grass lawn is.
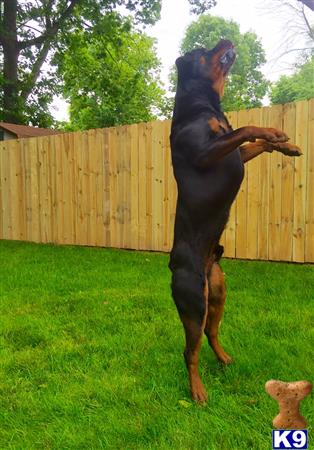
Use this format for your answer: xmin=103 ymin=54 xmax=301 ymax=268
xmin=0 ymin=240 xmax=313 ymax=450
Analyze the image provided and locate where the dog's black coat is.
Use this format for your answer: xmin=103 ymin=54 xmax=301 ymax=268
xmin=169 ymin=43 xmax=243 ymax=323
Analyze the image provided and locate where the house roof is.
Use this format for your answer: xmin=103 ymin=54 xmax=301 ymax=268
xmin=0 ymin=122 xmax=62 ymax=138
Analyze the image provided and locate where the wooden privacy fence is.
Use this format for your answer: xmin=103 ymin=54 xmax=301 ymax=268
xmin=0 ymin=99 xmax=313 ymax=262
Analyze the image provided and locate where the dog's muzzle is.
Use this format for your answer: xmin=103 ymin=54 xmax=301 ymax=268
xmin=220 ymin=48 xmax=236 ymax=65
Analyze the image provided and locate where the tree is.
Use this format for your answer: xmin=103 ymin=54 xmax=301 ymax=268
xmin=0 ymin=0 xmax=162 ymax=126
xmin=263 ymin=0 xmax=313 ymax=66
xmin=270 ymin=56 xmax=314 ymax=104
xmin=0 ymin=0 xmax=215 ymax=127
xmin=173 ymin=15 xmax=268 ymax=111
xmin=57 ymin=16 xmax=166 ymax=129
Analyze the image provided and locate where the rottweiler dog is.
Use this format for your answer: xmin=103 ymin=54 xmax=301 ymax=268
xmin=169 ymin=40 xmax=301 ymax=403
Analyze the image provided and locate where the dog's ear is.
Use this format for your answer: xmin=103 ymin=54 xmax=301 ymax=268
xmin=175 ymin=49 xmax=206 ymax=81
xmin=175 ymin=53 xmax=194 ymax=80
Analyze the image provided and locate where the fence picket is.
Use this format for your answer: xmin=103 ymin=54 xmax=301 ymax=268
xmin=305 ymin=99 xmax=314 ymax=262
xmin=280 ymin=103 xmax=296 ymax=261
xmin=293 ymin=101 xmax=308 ymax=262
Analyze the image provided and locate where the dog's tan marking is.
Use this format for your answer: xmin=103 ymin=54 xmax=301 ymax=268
xmin=208 ymin=118 xmax=228 ymax=134
xmin=208 ymin=118 xmax=221 ymax=133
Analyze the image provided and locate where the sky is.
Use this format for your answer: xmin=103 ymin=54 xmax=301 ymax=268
xmin=147 ymin=0 xmax=313 ymax=85
xmin=51 ymin=0 xmax=314 ymax=121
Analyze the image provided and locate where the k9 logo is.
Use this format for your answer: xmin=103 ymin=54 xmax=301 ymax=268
xmin=272 ymin=430 xmax=308 ymax=449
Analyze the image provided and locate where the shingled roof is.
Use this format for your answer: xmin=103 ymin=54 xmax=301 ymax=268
xmin=0 ymin=122 xmax=62 ymax=139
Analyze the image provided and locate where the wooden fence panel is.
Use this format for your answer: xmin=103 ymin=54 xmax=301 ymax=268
xmin=293 ymin=101 xmax=308 ymax=262
xmin=145 ymin=122 xmax=153 ymax=251
xmin=223 ymin=111 xmax=238 ymax=258
xmin=116 ymin=125 xmax=126 ymax=249
xmin=257 ymin=107 xmax=271 ymax=260
xmin=102 ymin=129 xmax=111 ymax=247
xmin=130 ymin=124 xmax=139 ymax=251
xmin=163 ymin=120 xmax=172 ymax=252
xmin=235 ymin=108 xmax=249 ymax=259
xmin=9 ymin=140 xmax=20 ymax=242
xmin=138 ymin=122 xmax=148 ymax=250
xmin=305 ymin=99 xmax=314 ymax=262
xmin=0 ymin=101 xmax=313 ymax=262
xmin=1 ymin=141 xmax=11 ymax=240
xmin=281 ymin=103 xmax=296 ymax=261
xmin=246 ymin=107 xmax=262 ymax=260
xmin=268 ymin=104 xmax=283 ymax=261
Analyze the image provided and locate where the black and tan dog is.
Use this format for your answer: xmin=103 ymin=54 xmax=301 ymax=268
xmin=169 ymin=40 xmax=301 ymax=403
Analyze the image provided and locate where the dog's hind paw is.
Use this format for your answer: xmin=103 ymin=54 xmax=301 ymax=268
xmin=217 ymin=350 xmax=233 ymax=365
xmin=190 ymin=377 xmax=208 ymax=404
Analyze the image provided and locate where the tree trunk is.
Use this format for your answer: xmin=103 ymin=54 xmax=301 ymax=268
xmin=1 ymin=0 xmax=80 ymax=124
xmin=2 ymin=0 xmax=20 ymax=123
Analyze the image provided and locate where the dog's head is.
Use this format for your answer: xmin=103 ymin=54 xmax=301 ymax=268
xmin=175 ymin=39 xmax=236 ymax=98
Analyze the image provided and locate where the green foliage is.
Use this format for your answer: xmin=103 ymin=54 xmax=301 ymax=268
xmin=23 ymin=78 xmax=62 ymax=128
xmin=270 ymin=56 xmax=314 ymax=104
xmin=188 ymin=0 xmax=217 ymax=14
xmin=172 ymin=15 xmax=269 ymax=112
xmin=56 ymin=16 xmax=166 ymax=129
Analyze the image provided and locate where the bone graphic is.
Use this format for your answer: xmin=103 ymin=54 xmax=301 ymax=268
xmin=265 ymin=380 xmax=312 ymax=429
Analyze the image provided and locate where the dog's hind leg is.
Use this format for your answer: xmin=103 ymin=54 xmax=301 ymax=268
xmin=204 ymin=262 xmax=232 ymax=365
xmin=171 ymin=265 xmax=208 ymax=403
xmin=181 ymin=314 xmax=207 ymax=403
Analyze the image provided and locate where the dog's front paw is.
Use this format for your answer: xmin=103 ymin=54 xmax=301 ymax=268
xmin=262 ymin=128 xmax=289 ymax=143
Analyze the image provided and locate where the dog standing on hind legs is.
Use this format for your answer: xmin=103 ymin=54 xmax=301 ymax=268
xmin=169 ymin=40 xmax=302 ymax=403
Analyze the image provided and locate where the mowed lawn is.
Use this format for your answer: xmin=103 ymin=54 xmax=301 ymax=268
xmin=0 ymin=240 xmax=313 ymax=450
